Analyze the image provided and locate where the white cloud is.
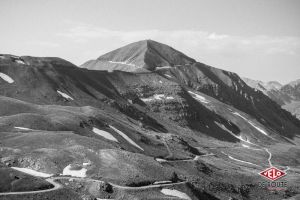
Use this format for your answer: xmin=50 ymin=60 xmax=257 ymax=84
xmin=57 ymin=23 xmax=300 ymax=57
xmin=207 ymin=32 xmax=229 ymax=40
xmin=26 ymin=41 xmax=60 ymax=48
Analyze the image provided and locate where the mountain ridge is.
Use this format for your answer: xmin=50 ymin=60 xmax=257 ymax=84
xmin=81 ymin=40 xmax=196 ymax=72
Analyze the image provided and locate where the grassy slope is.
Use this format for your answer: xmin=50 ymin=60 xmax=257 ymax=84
xmin=0 ymin=168 xmax=52 ymax=192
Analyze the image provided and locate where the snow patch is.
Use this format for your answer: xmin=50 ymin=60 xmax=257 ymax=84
xmin=57 ymin=90 xmax=74 ymax=100
xmin=141 ymin=94 xmax=174 ymax=102
xmin=153 ymin=180 xmax=172 ymax=184
xmin=96 ymin=199 xmax=113 ymax=200
xmin=232 ymin=112 xmax=247 ymax=120
xmin=161 ymin=189 xmax=191 ymax=200
xmin=83 ymin=162 xmax=91 ymax=166
xmin=215 ymin=122 xmax=254 ymax=145
xmin=188 ymin=91 xmax=210 ymax=104
xmin=141 ymin=97 xmax=153 ymax=102
xmin=14 ymin=127 xmax=35 ymax=131
xmin=164 ymin=74 xmax=172 ymax=78
xmin=283 ymin=136 xmax=295 ymax=143
xmin=159 ymin=66 xmax=172 ymax=69
xmin=248 ymin=121 xmax=268 ymax=135
xmin=166 ymin=96 xmax=174 ymax=100
xmin=108 ymin=60 xmax=135 ymax=67
xmin=11 ymin=167 xmax=53 ymax=178
xmin=236 ymin=135 xmax=255 ymax=145
xmin=15 ymin=59 xmax=25 ymax=64
xmin=93 ymin=127 xmax=118 ymax=142
xmin=0 ymin=72 xmax=14 ymax=83
xmin=109 ymin=125 xmax=144 ymax=151
xmin=241 ymin=144 xmax=250 ymax=148
xmin=233 ymin=83 xmax=238 ymax=91
xmin=62 ymin=164 xmax=87 ymax=177
xmin=232 ymin=112 xmax=268 ymax=135
xmin=156 ymin=158 xmax=167 ymax=162
xmin=154 ymin=94 xmax=165 ymax=100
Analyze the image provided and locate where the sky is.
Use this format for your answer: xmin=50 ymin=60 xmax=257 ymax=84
xmin=1 ymin=0 xmax=300 ymax=84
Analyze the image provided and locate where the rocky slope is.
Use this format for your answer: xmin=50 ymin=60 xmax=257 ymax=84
xmin=80 ymin=40 xmax=196 ymax=72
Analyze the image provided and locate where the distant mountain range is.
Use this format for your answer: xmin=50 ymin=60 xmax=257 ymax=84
xmin=243 ymin=78 xmax=300 ymax=119
xmin=1 ymin=40 xmax=300 ymax=200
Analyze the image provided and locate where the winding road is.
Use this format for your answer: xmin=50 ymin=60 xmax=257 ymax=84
xmin=0 ymin=178 xmax=62 ymax=195
xmin=0 ymin=175 xmax=187 ymax=196
xmin=0 ymin=144 xmax=289 ymax=197
xmin=264 ymin=148 xmax=273 ymax=167
xmin=222 ymin=143 xmax=293 ymax=174
xmin=156 ymin=153 xmax=215 ymax=163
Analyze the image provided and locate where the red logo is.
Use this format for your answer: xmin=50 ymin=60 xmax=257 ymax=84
xmin=259 ymin=167 xmax=286 ymax=181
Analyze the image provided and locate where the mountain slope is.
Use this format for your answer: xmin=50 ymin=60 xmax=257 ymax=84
xmin=81 ymin=40 xmax=196 ymax=72
xmin=281 ymin=79 xmax=300 ymax=100
xmin=0 ymin=55 xmax=242 ymax=143
xmin=160 ymin=63 xmax=300 ymax=138
xmin=81 ymin=40 xmax=300 ymax=139
xmin=244 ymin=77 xmax=300 ymax=119
xmin=280 ymin=80 xmax=300 ymax=119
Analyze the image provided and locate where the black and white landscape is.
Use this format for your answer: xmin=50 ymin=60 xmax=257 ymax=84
xmin=1 ymin=1 xmax=300 ymax=200
xmin=1 ymin=39 xmax=300 ymax=200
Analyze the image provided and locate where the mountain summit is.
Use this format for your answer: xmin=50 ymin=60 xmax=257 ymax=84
xmin=81 ymin=40 xmax=196 ymax=72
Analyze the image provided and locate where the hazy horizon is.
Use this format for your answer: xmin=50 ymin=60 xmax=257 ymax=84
xmin=1 ymin=0 xmax=299 ymax=84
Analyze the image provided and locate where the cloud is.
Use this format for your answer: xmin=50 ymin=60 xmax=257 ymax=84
xmin=207 ymin=33 xmax=229 ymax=40
xmin=26 ymin=41 xmax=60 ymax=48
xmin=57 ymin=23 xmax=300 ymax=57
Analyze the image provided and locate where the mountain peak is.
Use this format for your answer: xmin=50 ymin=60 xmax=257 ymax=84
xmin=81 ymin=40 xmax=196 ymax=72
xmin=242 ymin=77 xmax=283 ymax=92
xmin=287 ymin=79 xmax=300 ymax=87
xmin=266 ymin=81 xmax=282 ymax=90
